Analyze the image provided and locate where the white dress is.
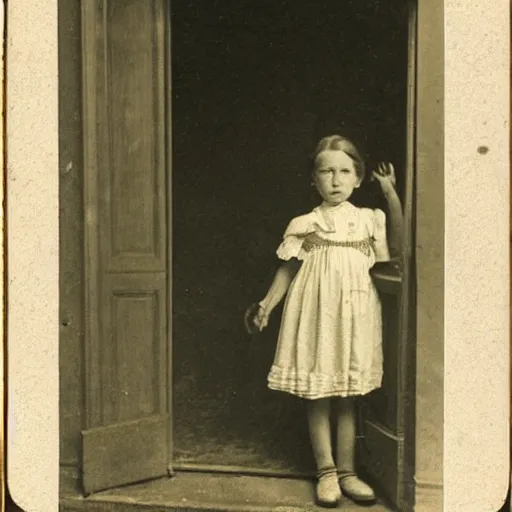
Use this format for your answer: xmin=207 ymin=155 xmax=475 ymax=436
xmin=264 ymin=200 xmax=390 ymax=400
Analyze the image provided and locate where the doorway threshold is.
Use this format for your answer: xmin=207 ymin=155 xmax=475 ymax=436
xmin=60 ymin=471 xmax=393 ymax=512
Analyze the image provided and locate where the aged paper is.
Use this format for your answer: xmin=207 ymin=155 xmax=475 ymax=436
xmin=6 ymin=1 xmax=59 ymax=511
xmin=443 ymin=2 xmax=509 ymax=510
xmin=4 ymin=1 xmax=510 ymax=511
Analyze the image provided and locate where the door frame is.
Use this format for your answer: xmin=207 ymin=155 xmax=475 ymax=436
xmin=70 ymin=0 xmax=443 ymax=508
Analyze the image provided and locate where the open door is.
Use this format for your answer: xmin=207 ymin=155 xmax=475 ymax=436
xmin=80 ymin=0 xmax=171 ymax=495
xmin=357 ymin=2 xmax=417 ymax=510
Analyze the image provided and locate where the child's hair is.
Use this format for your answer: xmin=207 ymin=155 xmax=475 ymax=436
xmin=313 ymin=135 xmax=366 ymax=181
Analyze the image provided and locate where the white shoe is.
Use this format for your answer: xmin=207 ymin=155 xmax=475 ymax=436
xmin=315 ymin=468 xmax=342 ymax=508
xmin=338 ymin=473 xmax=376 ymax=504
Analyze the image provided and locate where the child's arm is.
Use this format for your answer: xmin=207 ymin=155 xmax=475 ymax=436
xmin=254 ymin=259 xmax=301 ymax=331
xmin=373 ymin=163 xmax=404 ymax=259
xmin=382 ymin=185 xmax=403 ymax=258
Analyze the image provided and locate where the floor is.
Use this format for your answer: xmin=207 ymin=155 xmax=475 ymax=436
xmin=173 ymin=367 xmax=315 ymax=472
xmin=172 ymin=277 xmax=316 ymax=474
xmin=60 ymin=472 xmax=393 ymax=512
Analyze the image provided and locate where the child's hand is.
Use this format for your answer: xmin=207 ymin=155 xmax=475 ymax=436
xmin=253 ymin=305 xmax=270 ymax=332
xmin=372 ymin=162 xmax=396 ymax=194
xmin=244 ymin=302 xmax=270 ymax=334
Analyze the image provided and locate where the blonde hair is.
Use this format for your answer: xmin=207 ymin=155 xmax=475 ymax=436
xmin=313 ymin=135 xmax=366 ymax=180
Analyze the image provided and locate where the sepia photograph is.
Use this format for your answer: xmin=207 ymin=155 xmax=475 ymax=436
xmin=6 ymin=0 xmax=509 ymax=511
xmin=5 ymin=0 xmax=511 ymax=511
xmin=54 ymin=1 xmax=441 ymax=511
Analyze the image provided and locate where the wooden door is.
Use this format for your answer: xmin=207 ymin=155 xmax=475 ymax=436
xmin=80 ymin=0 xmax=171 ymax=495
xmin=357 ymin=2 xmax=417 ymax=510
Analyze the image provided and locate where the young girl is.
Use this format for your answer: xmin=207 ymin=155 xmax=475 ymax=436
xmin=248 ymin=135 xmax=403 ymax=507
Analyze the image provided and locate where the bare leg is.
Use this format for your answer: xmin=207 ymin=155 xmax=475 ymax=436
xmin=307 ymin=398 xmax=335 ymax=470
xmin=335 ymin=396 xmax=356 ymax=474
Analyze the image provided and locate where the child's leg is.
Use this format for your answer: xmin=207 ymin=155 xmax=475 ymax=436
xmin=307 ymin=398 xmax=335 ymax=470
xmin=307 ymin=398 xmax=341 ymax=507
xmin=335 ymin=396 xmax=376 ymax=503
xmin=335 ymin=396 xmax=356 ymax=474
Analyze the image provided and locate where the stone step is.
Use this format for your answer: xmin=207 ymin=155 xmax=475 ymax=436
xmin=60 ymin=471 xmax=393 ymax=512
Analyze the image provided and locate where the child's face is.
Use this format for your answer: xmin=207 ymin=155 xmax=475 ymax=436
xmin=313 ymin=150 xmax=361 ymax=205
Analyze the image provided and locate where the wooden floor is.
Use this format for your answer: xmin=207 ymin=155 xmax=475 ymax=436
xmin=60 ymin=471 xmax=393 ymax=512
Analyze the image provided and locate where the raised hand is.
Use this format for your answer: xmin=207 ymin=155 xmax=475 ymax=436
xmin=372 ymin=162 xmax=396 ymax=193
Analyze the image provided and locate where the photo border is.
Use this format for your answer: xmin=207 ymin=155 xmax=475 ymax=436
xmin=4 ymin=1 xmax=510 ymax=511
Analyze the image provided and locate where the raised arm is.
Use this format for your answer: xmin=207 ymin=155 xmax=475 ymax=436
xmin=382 ymin=186 xmax=403 ymax=258
xmin=373 ymin=163 xmax=404 ymax=259
xmin=254 ymin=259 xmax=301 ymax=331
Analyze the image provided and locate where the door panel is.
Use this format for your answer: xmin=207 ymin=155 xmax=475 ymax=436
xmin=81 ymin=0 xmax=170 ymax=495
xmin=359 ymin=273 xmax=409 ymax=507
xmin=364 ymin=292 xmax=401 ymax=434
xmin=82 ymin=416 xmax=168 ymax=494
xmin=103 ymin=0 xmax=167 ymax=273
xmin=100 ymin=274 xmax=167 ymax=425
xmin=360 ymin=421 xmax=403 ymax=506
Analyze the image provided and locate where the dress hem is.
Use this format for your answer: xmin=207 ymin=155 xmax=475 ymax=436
xmin=267 ymin=382 xmax=381 ymax=400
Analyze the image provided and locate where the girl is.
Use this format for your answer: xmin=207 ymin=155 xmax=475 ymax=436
xmin=248 ymin=135 xmax=403 ymax=507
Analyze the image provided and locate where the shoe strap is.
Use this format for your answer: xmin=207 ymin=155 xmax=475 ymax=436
xmin=337 ymin=471 xmax=357 ymax=481
xmin=317 ymin=466 xmax=338 ymax=480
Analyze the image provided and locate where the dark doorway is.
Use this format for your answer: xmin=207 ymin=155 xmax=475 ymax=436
xmin=171 ymin=0 xmax=409 ymax=474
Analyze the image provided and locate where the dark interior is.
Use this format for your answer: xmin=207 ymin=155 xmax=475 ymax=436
xmin=171 ymin=0 xmax=409 ymax=473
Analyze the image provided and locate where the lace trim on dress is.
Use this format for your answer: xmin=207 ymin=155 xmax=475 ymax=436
xmin=267 ymin=365 xmax=382 ymax=399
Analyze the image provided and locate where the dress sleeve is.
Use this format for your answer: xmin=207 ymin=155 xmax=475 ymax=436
xmin=276 ymin=215 xmax=311 ymax=261
xmin=371 ymin=209 xmax=390 ymax=262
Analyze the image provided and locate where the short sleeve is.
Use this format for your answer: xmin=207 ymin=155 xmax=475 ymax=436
xmin=276 ymin=215 xmax=312 ymax=261
xmin=371 ymin=209 xmax=390 ymax=262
